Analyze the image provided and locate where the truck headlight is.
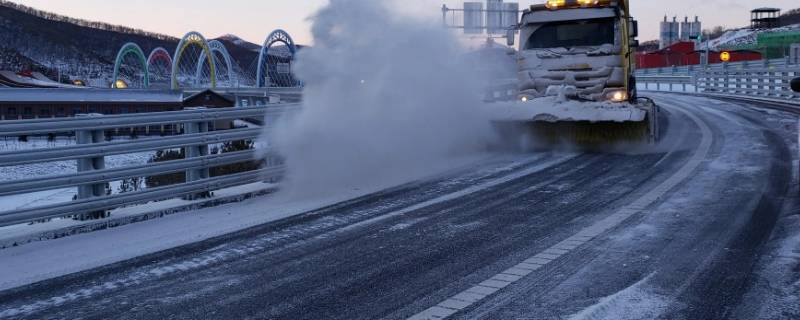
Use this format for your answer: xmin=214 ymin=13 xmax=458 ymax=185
xmin=545 ymin=0 xmax=566 ymax=9
xmin=605 ymin=90 xmax=628 ymax=102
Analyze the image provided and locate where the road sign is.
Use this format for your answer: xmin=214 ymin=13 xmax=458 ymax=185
xmin=464 ymin=2 xmax=484 ymax=34
xmin=720 ymin=51 xmax=731 ymax=62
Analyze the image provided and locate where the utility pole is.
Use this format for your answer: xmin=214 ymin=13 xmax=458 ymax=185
xmin=705 ymin=37 xmax=710 ymax=70
xmin=442 ymin=4 xmax=448 ymax=27
xmin=697 ymin=33 xmax=709 ymax=70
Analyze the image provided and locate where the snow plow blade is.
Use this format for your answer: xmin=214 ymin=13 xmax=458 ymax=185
xmin=487 ymin=97 xmax=659 ymax=149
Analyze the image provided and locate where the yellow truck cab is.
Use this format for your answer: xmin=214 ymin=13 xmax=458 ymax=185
xmin=512 ymin=0 xmax=638 ymax=102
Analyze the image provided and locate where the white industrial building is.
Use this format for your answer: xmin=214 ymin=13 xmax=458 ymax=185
xmin=661 ymin=16 xmax=702 ymax=49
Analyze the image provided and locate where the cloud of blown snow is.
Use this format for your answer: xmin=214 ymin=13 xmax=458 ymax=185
xmin=265 ymin=0 xmax=494 ymax=198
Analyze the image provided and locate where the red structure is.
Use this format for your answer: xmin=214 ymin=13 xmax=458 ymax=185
xmin=636 ymin=41 xmax=762 ymax=69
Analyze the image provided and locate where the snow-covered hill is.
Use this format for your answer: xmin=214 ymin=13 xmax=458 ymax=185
xmin=704 ymin=24 xmax=800 ymax=50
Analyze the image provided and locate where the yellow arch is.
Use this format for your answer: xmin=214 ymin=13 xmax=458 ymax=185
xmin=171 ymin=32 xmax=216 ymax=89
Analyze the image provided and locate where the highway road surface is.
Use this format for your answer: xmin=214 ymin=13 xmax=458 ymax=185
xmin=0 ymin=93 xmax=797 ymax=320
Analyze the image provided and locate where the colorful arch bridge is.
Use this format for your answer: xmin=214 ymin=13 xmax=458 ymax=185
xmin=111 ymin=30 xmax=300 ymax=90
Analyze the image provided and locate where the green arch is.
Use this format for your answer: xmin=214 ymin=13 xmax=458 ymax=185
xmin=112 ymin=42 xmax=149 ymax=88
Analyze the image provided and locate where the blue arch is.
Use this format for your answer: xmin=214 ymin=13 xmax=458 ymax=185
xmin=256 ymin=29 xmax=297 ymax=88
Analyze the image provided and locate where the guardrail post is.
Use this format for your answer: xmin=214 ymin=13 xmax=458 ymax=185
xmin=76 ymin=113 xmax=108 ymax=220
xmin=767 ymin=70 xmax=774 ymax=97
xmin=723 ymin=67 xmax=730 ymax=94
xmin=183 ymin=107 xmax=211 ymax=200
xmin=781 ymin=70 xmax=789 ymax=98
xmin=733 ymin=71 xmax=740 ymax=94
xmin=709 ymin=72 xmax=716 ymax=92
xmin=743 ymin=71 xmax=749 ymax=95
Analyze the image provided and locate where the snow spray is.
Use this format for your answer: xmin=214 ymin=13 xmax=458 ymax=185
xmin=263 ymin=0 xmax=494 ymax=198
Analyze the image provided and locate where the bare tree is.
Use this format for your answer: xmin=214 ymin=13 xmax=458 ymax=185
xmin=702 ymin=26 xmax=727 ymax=41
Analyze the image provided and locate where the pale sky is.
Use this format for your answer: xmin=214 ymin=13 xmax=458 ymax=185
xmin=8 ymin=0 xmax=800 ymax=44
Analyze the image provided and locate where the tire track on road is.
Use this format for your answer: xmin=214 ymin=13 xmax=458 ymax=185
xmin=407 ymin=99 xmax=714 ymax=320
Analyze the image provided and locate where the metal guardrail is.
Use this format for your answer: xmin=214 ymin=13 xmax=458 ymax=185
xmin=0 ymin=105 xmax=298 ymax=136
xmin=0 ymin=166 xmax=284 ymax=227
xmin=1 ymin=128 xmax=264 ymax=166
xmin=637 ymin=75 xmax=695 ymax=92
xmin=636 ymin=58 xmax=795 ymax=76
xmin=637 ymin=67 xmax=800 ymax=102
xmin=0 ymin=104 xmax=299 ymax=227
xmin=0 ymin=150 xmax=257 ymax=196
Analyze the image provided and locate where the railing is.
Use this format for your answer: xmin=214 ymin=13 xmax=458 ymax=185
xmin=697 ymin=69 xmax=799 ymax=99
xmin=637 ymin=75 xmax=694 ymax=92
xmin=636 ymin=58 xmax=795 ymax=76
xmin=0 ymin=104 xmax=299 ymax=227
xmin=637 ymin=67 xmax=800 ymax=102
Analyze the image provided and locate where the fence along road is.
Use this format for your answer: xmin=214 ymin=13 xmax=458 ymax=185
xmin=0 ymin=104 xmax=299 ymax=227
xmin=636 ymin=64 xmax=800 ymax=103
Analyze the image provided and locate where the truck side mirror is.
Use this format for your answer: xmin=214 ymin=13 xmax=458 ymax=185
xmin=506 ymin=29 xmax=515 ymax=47
xmin=630 ymin=40 xmax=639 ymax=48
xmin=630 ymin=20 xmax=639 ymax=38
xmin=792 ymin=77 xmax=800 ymax=92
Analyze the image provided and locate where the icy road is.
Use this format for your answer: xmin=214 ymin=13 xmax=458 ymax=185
xmin=0 ymin=93 xmax=798 ymax=319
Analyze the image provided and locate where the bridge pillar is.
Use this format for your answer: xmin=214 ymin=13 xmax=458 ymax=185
xmin=183 ymin=107 xmax=211 ymax=200
xmin=76 ymin=113 xmax=108 ymax=220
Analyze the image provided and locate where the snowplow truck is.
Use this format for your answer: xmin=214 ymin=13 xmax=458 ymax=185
xmin=494 ymin=0 xmax=658 ymax=146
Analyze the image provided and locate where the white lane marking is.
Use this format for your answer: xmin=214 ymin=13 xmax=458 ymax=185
xmin=466 ymin=285 xmax=499 ymax=295
xmin=452 ymin=291 xmax=485 ymax=303
xmin=406 ymin=101 xmax=714 ymax=320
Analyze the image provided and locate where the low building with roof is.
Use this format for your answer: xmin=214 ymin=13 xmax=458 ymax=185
xmin=0 ymin=88 xmax=235 ymax=135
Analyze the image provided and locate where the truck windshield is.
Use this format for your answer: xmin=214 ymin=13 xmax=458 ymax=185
xmin=525 ymin=18 xmax=616 ymax=50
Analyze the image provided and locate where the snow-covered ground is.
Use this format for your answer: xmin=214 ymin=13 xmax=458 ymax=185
xmin=741 ymin=214 xmax=800 ymax=318
xmin=0 ymin=136 xmax=154 ymax=182
xmin=0 ymin=137 xmax=155 ymax=213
